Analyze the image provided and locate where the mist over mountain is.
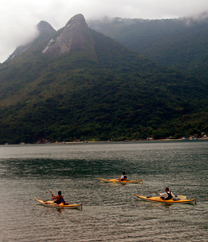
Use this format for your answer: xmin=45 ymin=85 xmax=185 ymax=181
xmin=7 ymin=21 xmax=56 ymax=61
xmin=88 ymin=13 xmax=208 ymax=82
xmin=0 ymin=14 xmax=208 ymax=144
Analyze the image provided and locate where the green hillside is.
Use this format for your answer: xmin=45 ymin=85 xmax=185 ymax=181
xmin=0 ymin=16 xmax=208 ymax=144
xmin=88 ymin=16 xmax=208 ymax=82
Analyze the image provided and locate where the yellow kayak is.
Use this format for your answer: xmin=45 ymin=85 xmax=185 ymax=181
xmin=135 ymin=194 xmax=196 ymax=204
xmin=99 ymin=178 xmax=143 ymax=184
xmin=35 ymin=198 xmax=82 ymax=209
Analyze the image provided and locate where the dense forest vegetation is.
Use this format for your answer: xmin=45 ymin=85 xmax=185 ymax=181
xmin=0 ymin=15 xmax=208 ymax=144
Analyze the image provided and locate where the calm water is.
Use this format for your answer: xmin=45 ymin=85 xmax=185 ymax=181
xmin=0 ymin=141 xmax=208 ymax=241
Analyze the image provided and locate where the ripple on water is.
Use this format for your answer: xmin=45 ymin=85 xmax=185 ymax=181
xmin=0 ymin=142 xmax=208 ymax=241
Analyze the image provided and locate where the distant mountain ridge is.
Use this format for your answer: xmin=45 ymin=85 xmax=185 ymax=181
xmin=0 ymin=14 xmax=208 ymax=144
xmin=88 ymin=13 xmax=208 ymax=82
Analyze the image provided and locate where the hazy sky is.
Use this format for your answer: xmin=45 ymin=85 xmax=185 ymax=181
xmin=0 ymin=0 xmax=208 ymax=63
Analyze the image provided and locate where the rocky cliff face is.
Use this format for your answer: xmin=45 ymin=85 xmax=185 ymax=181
xmin=7 ymin=14 xmax=97 ymax=62
xmin=42 ymin=14 xmax=97 ymax=61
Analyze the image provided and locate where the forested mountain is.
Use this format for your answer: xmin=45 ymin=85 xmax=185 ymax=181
xmin=0 ymin=14 xmax=208 ymax=144
xmin=88 ymin=13 xmax=208 ymax=82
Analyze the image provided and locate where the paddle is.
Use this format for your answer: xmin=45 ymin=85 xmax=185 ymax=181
xmin=48 ymin=188 xmax=54 ymax=198
xmin=147 ymin=191 xmax=186 ymax=200
xmin=177 ymin=195 xmax=187 ymax=200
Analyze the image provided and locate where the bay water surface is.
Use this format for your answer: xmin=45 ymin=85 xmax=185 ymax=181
xmin=0 ymin=141 xmax=208 ymax=241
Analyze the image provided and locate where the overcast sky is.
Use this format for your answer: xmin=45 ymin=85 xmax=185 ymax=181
xmin=0 ymin=0 xmax=208 ymax=63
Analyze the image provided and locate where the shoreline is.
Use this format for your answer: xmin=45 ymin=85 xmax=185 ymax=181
xmin=2 ymin=138 xmax=208 ymax=145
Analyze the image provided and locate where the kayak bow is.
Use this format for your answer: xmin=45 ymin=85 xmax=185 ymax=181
xmin=99 ymin=178 xmax=143 ymax=184
xmin=135 ymin=194 xmax=196 ymax=204
xmin=35 ymin=198 xmax=82 ymax=209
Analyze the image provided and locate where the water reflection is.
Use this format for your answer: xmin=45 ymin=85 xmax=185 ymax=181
xmin=0 ymin=158 xmax=133 ymax=179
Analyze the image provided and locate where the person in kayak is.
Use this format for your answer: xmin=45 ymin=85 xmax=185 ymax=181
xmin=51 ymin=191 xmax=66 ymax=204
xmin=159 ymin=187 xmax=174 ymax=200
xmin=118 ymin=172 xmax=127 ymax=181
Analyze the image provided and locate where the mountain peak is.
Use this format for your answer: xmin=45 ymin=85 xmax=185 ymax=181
xmin=42 ymin=14 xmax=97 ymax=60
xmin=37 ymin=21 xmax=56 ymax=36
xmin=66 ymin=14 xmax=86 ymax=26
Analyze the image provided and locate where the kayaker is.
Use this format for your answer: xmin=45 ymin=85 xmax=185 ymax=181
xmin=159 ymin=187 xmax=174 ymax=200
xmin=51 ymin=191 xmax=66 ymax=204
xmin=118 ymin=172 xmax=127 ymax=181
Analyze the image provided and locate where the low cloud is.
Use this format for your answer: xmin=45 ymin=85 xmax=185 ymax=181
xmin=0 ymin=0 xmax=208 ymax=63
